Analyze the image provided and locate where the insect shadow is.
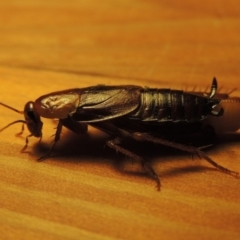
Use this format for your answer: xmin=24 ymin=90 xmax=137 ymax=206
xmin=31 ymin=128 xmax=240 ymax=183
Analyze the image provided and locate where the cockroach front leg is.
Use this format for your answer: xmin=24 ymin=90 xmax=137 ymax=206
xmin=15 ymin=122 xmax=25 ymax=137
xmin=107 ymin=137 xmax=161 ymax=190
xmin=20 ymin=124 xmax=42 ymax=153
xmin=21 ymin=133 xmax=36 ymax=153
xmin=132 ymin=132 xmax=239 ymax=178
xmin=38 ymin=120 xmax=63 ymax=161
xmin=38 ymin=117 xmax=88 ymax=161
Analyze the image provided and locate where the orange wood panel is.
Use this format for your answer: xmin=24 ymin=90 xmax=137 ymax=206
xmin=0 ymin=1 xmax=239 ymax=239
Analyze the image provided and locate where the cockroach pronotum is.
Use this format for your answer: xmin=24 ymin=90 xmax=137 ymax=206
xmin=0 ymin=77 xmax=239 ymax=190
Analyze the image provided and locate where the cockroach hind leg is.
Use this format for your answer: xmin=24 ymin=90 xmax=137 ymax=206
xmin=107 ymin=138 xmax=161 ymax=190
xmin=196 ymin=150 xmax=239 ymax=178
xmin=142 ymin=159 xmax=161 ymax=191
xmin=132 ymin=132 xmax=239 ymax=179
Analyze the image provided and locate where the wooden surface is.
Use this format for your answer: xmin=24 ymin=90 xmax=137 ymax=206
xmin=0 ymin=1 xmax=240 ymax=239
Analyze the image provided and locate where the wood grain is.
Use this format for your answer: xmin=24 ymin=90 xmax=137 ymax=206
xmin=0 ymin=1 xmax=240 ymax=239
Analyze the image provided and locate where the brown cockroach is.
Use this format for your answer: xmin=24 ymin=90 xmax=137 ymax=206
xmin=0 ymin=77 xmax=239 ymax=190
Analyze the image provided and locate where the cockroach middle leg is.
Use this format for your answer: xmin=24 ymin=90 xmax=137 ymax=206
xmin=132 ymin=132 xmax=239 ymax=178
xmin=38 ymin=120 xmax=63 ymax=161
xmin=107 ymin=137 xmax=161 ymax=190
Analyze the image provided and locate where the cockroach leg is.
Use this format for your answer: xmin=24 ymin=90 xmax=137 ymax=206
xmin=38 ymin=120 xmax=63 ymax=161
xmin=107 ymin=137 xmax=161 ymax=190
xmin=20 ymin=133 xmax=33 ymax=152
xmin=131 ymin=132 xmax=239 ymax=178
xmin=196 ymin=150 xmax=239 ymax=178
xmin=15 ymin=123 xmax=25 ymax=137
xmin=20 ymin=133 xmax=42 ymax=153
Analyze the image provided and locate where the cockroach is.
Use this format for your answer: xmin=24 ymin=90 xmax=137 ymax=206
xmin=0 ymin=77 xmax=239 ymax=190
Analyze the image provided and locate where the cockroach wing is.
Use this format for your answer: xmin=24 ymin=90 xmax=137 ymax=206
xmin=74 ymin=85 xmax=142 ymax=122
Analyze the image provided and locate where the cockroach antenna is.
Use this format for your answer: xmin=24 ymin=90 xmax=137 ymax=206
xmin=0 ymin=102 xmax=26 ymax=132
xmin=0 ymin=101 xmax=43 ymax=152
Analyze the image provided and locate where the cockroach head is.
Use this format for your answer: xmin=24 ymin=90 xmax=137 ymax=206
xmin=0 ymin=101 xmax=43 ymax=138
